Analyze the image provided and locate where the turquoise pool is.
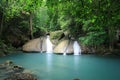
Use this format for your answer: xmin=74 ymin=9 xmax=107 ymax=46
xmin=0 ymin=52 xmax=120 ymax=80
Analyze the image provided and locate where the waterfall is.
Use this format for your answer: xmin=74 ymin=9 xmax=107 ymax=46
xmin=63 ymin=52 xmax=66 ymax=55
xmin=63 ymin=40 xmax=70 ymax=56
xmin=46 ymin=35 xmax=53 ymax=53
xmin=73 ymin=41 xmax=81 ymax=55
xmin=63 ymin=45 xmax=67 ymax=55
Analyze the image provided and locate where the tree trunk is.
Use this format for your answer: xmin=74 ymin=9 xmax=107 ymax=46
xmin=30 ymin=12 xmax=33 ymax=39
xmin=108 ymin=26 xmax=114 ymax=52
xmin=0 ymin=14 xmax=4 ymax=37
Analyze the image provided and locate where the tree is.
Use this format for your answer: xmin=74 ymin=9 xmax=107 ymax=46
xmin=21 ymin=0 xmax=42 ymax=39
xmin=0 ymin=0 xmax=22 ymax=37
xmin=33 ymin=1 xmax=49 ymax=34
xmin=46 ymin=0 xmax=120 ymax=51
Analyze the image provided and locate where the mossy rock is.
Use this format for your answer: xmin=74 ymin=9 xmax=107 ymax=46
xmin=0 ymin=50 xmax=5 ymax=57
xmin=50 ymin=30 xmax=64 ymax=47
xmin=50 ymin=30 xmax=63 ymax=40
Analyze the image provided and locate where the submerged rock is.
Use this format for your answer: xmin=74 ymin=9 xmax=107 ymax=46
xmin=0 ymin=60 xmax=24 ymax=75
xmin=0 ymin=60 xmax=37 ymax=80
xmin=0 ymin=60 xmax=13 ymax=69
xmin=11 ymin=65 xmax=24 ymax=73
xmin=4 ymin=73 xmax=37 ymax=80
xmin=74 ymin=78 xmax=80 ymax=80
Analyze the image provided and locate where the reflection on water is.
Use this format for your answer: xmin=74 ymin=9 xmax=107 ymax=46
xmin=46 ymin=53 xmax=52 ymax=72
xmin=74 ymin=56 xmax=79 ymax=69
xmin=0 ymin=53 xmax=120 ymax=80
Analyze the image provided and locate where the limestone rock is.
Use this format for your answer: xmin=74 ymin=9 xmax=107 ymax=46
xmin=22 ymin=37 xmax=46 ymax=52
xmin=54 ymin=40 xmax=74 ymax=54
xmin=54 ymin=40 xmax=68 ymax=54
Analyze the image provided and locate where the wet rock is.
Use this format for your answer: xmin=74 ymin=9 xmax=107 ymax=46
xmin=4 ymin=73 xmax=37 ymax=80
xmin=0 ymin=61 xmax=24 ymax=76
xmin=0 ymin=60 xmax=13 ymax=69
xmin=5 ymin=65 xmax=24 ymax=75
xmin=13 ymin=65 xmax=24 ymax=72
xmin=0 ymin=51 xmax=6 ymax=57
xmin=0 ymin=60 xmax=37 ymax=80
xmin=23 ymin=69 xmax=34 ymax=74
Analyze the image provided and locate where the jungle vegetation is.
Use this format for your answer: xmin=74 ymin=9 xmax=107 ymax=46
xmin=0 ymin=0 xmax=120 ymax=54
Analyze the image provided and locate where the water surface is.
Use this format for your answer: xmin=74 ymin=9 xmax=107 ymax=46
xmin=0 ymin=52 xmax=120 ymax=80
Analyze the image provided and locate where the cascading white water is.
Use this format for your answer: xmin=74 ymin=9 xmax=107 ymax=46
xmin=63 ymin=47 xmax=67 ymax=55
xmin=63 ymin=52 xmax=66 ymax=55
xmin=46 ymin=35 xmax=53 ymax=53
xmin=73 ymin=41 xmax=81 ymax=55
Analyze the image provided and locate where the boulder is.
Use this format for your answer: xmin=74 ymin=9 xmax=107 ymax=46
xmin=0 ymin=61 xmax=24 ymax=75
xmin=22 ymin=37 xmax=46 ymax=52
xmin=54 ymin=40 xmax=74 ymax=54
xmin=0 ymin=60 xmax=13 ymax=69
xmin=4 ymin=73 xmax=37 ymax=80
xmin=0 ymin=51 xmax=6 ymax=57
xmin=66 ymin=40 xmax=74 ymax=53
xmin=54 ymin=40 xmax=68 ymax=54
xmin=50 ymin=30 xmax=64 ymax=48
xmin=0 ymin=60 xmax=37 ymax=80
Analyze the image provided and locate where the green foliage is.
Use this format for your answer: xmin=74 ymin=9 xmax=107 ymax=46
xmin=0 ymin=39 xmax=16 ymax=54
xmin=0 ymin=39 xmax=5 ymax=47
xmin=46 ymin=0 xmax=61 ymax=31
xmin=46 ymin=0 xmax=120 ymax=49
xmin=22 ymin=0 xmax=42 ymax=13
xmin=0 ymin=0 xmax=120 ymax=52
xmin=0 ymin=0 xmax=23 ymax=20
xmin=58 ymin=15 xmax=71 ymax=30
xmin=80 ymin=31 xmax=106 ymax=46
xmin=33 ymin=6 xmax=49 ymax=32
xmin=79 ymin=19 xmax=106 ymax=46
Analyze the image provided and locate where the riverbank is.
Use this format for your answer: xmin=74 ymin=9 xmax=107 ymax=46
xmin=0 ymin=60 xmax=37 ymax=80
xmin=0 ymin=44 xmax=21 ymax=57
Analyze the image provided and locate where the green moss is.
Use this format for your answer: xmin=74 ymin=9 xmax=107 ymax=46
xmin=50 ymin=30 xmax=63 ymax=40
xmin=0 ymin=39 xmax=17 ymax=56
